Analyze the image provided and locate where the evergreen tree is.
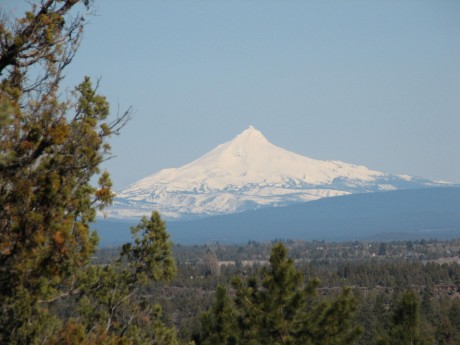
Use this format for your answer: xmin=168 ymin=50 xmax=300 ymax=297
xmin=200 ymin=243 xmax=362 ymax=345
xmin=198 ymin=285 xmax=237 ymax=345
xmin=378 ymin=243 xmax=387 ymax=256
xmin=232 ymin=243 xmax=310 ymax=344
xmin=378 ymin=290 xmax=433 ymax=345
xmin=435 ymin=315 xmax=456 ymax=345
xmin=448 ymin=299 xmax=460 ymax=331
xmin=301 ymin=287 xmax=363 ymax=345
xmin=60 ymin=211 xmax=179 ymax=344
xmin=0 ymin=1 xmax=181 ymax=343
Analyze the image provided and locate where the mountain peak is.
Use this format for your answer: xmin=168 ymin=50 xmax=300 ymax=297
xmin=233 ymin=125 xmax=268 ymax=144
xmin=109 ymin=127 xmax=447 ymax=220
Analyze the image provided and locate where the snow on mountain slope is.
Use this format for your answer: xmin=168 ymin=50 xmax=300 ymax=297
xmin=107 ymin=126 xmax=450 ymax=220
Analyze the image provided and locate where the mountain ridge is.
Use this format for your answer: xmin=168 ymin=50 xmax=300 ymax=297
xmin=96 ymin=187 xmax=460 ymax=245
xmin=166 ymin=186 xmax=460 ymax=243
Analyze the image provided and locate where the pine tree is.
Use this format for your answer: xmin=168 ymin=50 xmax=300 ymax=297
xmin=378 ymin=290 xmax=434 ymax=345
xmin=301 ymin=287 xmax=363 ymax=345
xmin=231 ymin=243 xmax=305 ymax=344
xmin=60 ymin=211 xmax=179 ymax=344
xmin=448 ymin=299 xmax=460 ymax=332
xmin=201 ymin=243 xmax=363 ymax=345
xmin=198 ymin=285 xmax=237 ymax=345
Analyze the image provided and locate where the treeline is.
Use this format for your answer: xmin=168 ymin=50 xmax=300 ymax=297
xmin=154 ymin=240 xmax=460 ymax=344
xmin=91 ymin=238 xmax=460 ymax=344
xmin=167 ymin=238 xmax=460 ymax=263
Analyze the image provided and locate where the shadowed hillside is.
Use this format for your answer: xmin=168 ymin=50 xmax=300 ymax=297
xmin=95 ymin=187 xmax=460 ymax=245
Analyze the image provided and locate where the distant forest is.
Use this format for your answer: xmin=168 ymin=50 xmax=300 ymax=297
xmin=96 ymin=238 xmax=460 ymax=344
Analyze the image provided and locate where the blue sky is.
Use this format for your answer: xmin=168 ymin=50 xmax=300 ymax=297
xmin=5 ymin=0 xmax=460 ymax=187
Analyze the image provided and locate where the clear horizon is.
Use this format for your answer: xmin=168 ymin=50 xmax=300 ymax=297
xmin=4 ymin=0 xmax=460 ymax=187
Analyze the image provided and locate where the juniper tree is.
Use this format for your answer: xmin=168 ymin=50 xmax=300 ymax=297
xmin=0 ymin=1 xmax=180 ymax=344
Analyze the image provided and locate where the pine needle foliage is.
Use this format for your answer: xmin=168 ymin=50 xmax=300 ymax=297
xmin=198 ymin=243 xmax=363 ymax=345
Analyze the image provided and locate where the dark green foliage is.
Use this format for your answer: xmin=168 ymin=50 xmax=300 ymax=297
xmin=378 ymin=290 xmax=433 ymax=345
xmin=302 ymin=287 xmax=364 ymax=345
xmin=232 ymin=243 xmax=310 ymax=344
xmin=93 ymin=238 xmax=460 ymax=345
xmin=198 ymin=243 xmax=362 ymax=345
xmin=391 ymin=291 xmax=424 ymax=344
xmin=121 ymin=212 xmax=177 ymax=283
xmin=198 ymin=286 xmax=237 ymax=345
xmin=66 ymin=211 xmax=179 ymax=344
xmin=448 ymin=299 xmax=460 ymax=331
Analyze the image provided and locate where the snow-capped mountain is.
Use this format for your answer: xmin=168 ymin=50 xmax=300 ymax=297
xmin=107 ymin=126 xmax=450 ymax=220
